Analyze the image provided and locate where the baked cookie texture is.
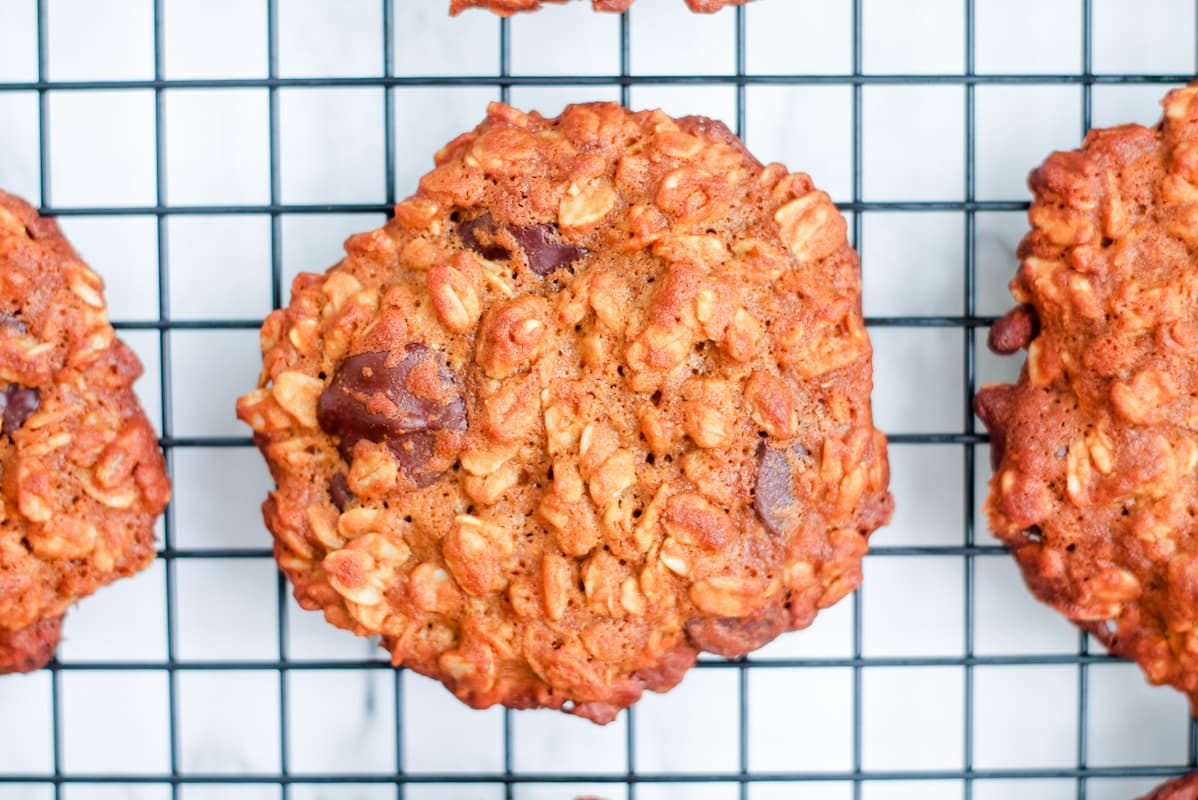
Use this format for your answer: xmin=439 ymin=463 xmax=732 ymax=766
xmin=450 ymin=0 xmax=743 ymax=15
xmin=238 ymin=101 xmax=892 ymax=722
xmin=1141 ymin=774 xmax=1198 ymax=800
xmin=0 ymin=190 xmax=171 ymax=673
xmin=976 ymin=82 xmax=1198 ymax=710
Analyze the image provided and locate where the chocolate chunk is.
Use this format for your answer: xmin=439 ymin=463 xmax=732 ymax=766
xmin=0 ymin=313 xmax=26 ymax=335
xmin=317 ymin=345 xmax=467 ymax=480
xmin=973 ymin=384 xmax=1017 ymax=469
xmin=329 ymin=473 xmax=353 ymax=511
xmin=0 ymin=385 xmax=39 ymax=435
xmin=510 ymin=224 xmax=587 ymax=276
xmin=386 ymin=431 xmax=442 ymax=488
xmin=753 ymin=441 xmax=806 ymax=536
xmin=988 ymin=304 xmax=1040 ymax=355
xmin=458 ymin=213 xmax=511 ymax=261
xmin=458 ymin=213 xmax=586 ymax=276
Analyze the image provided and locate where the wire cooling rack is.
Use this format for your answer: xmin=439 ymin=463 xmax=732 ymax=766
xmin=1 ymin=0 xmax=1198 ymax=798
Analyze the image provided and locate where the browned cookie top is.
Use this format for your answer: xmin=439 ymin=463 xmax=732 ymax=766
xmin=238 ymin=101 xmax=891 ymax=722
xmin=1141 ymin=774 xmax=1198 ymax=800
xmin=975 ymin=81 xmax=1198 ymax=709
xmin=450 ymin=0 xmax=744 ymax=15
xmin=0 ymin=190 xmax=171 ymax=674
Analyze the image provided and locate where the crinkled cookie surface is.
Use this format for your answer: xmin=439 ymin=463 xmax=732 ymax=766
xmin=239 ymin=101 xmax=891 ymax=722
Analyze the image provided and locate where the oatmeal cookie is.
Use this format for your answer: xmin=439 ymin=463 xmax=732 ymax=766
xmin=0 ymin=190 xmax=171 ymax=673
xmin=238 ymin=101 xmax=892 ymax=722
xmin=450 ymin=0 xmax=744 ymax=15
xmin=976 ymin=81 xmax=1198 ymax=710
xmin=1141 ymin=774 xmax=1198 ymax=800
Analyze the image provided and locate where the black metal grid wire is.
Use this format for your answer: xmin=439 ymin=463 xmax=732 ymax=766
xmin=3 ymin=0 xmax=1198 ymax=797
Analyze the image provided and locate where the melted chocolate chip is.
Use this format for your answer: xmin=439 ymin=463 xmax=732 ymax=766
xmin=386 ymin=431 xmax=442 ymax=488
xmin=457 ymin=212 xmax=586 ymax=276
xmin=510 ymin=224 xmax=587 ymax=276
xmin=753 ymin=441 xmax=807 ymax=536
xmin=0 ymin=385 xmax=39 ymax=435
xmin=317 ymin=346 xmax=467 ymax=483
xmin=0 ymin=313 xmax=26 ymax=335
xmin=329 ymin=473 xmax=353 ymax=511
xmin=458 ymin=214 xmax=511 ymax=261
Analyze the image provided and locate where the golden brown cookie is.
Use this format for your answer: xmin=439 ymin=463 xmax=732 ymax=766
xmin=450 ymin=0 xmax=744 ymax=15
xmin=1140 ymin=774 xmax=1198 ymax=800
xmin=238 ymin=102 xmax=892 ymax=722
xmin=976 ymin=81 xmax=1198 ymax=711
xmin=0 ymin=189 xmax=171 ymax=674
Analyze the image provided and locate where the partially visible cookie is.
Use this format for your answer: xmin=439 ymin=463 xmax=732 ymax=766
xmin=0 ymin=190 xmax=171 ymax=673
xmin=450 ymin=0 xmax=745 ymax=15
xmin=1140 ymin=774 xmax=1198 ymax=800
xmin=975 ymin=81 xmax=1198 ymax=709
xmin=238 ymin=101 xmax=892 ymax=722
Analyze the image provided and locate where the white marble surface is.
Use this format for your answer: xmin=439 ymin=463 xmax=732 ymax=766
xmin=0 ymin=0 xmax=1196 ymax=798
